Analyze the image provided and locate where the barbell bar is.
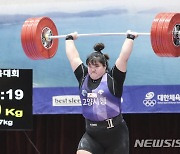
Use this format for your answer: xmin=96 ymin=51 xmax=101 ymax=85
xmin=49 ymin=32 xmax=151 ymax=39
xmin=21 ymin=12 xmax=180 ymax=60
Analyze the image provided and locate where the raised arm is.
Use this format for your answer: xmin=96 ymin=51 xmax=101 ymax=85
xmin=65 ymin=32 xmax=83 ymax=72
xmin=115 ymin=30 xmax=138 ymax=72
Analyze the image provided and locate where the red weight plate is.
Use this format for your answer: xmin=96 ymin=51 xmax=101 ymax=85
xmin=157 ymin=13 xmax=172 ymax=57
xmin=21 ymin=19 xmax=29 ymax=57
xmin=21 ymin=18 xmax=35 ymax=59
xmin=21 ymin=18 xmax=40 ymax=59
xmin=26 ymin=18 xmax=39 ymax=59
xmin=161 ymin=13 xmax=174 ymax=57
xmin=32 ymin=17 xmax=58 ymax=59
xmin=30 ymin=18 xmax=45 ymax=59
xmin=162 ymin=13 xmax=180 ymax=57
xmin=151 ymin=13 xmax=166 ymax=56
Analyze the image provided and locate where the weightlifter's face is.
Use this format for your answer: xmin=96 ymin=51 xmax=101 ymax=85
xmin=88 ymin=61 xmax=106 ymax=80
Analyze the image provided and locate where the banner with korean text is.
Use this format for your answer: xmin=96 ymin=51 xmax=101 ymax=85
xmin=33 ymin=85 xmax=180 ymax=114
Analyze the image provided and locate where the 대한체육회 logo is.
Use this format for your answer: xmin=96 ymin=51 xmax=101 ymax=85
xmin=143 ymin=92 xmax=156 ymax=107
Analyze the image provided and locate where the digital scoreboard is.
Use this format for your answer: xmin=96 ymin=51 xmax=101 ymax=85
xmin=0 ymin=69 xmax=32 ymax=130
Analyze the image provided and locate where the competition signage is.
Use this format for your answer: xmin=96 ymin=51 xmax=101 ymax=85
xmin=33 ymin=85 xmax=180 ymax=114
xmin=0 ymin=69 xmax=32 ymax=130
xmin=122 ymin=85 xmax=180 ymax=113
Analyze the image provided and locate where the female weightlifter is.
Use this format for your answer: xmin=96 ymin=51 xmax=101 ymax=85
xmin=65 ymin=30 xmax=138 ymax=154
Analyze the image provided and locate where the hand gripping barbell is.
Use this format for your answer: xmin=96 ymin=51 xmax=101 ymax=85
xmin=21 ymin=12 xmax=180 ymax=60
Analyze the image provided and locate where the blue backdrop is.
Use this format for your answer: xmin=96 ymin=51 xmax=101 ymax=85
xmin=0 ymin=0 xmax=179 ymax=114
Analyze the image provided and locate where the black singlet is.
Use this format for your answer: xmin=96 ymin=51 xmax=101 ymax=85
xmin=75 ymin=63 xmax=129 ymax=154
xmin=74 ymin=63 xmax=126 ymax=98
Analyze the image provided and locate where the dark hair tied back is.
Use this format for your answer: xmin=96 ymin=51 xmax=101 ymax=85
xmin=86 ymin=43 xmax=110 ymax=71
xmin=94 ymin=43 xmax=105 ymax=52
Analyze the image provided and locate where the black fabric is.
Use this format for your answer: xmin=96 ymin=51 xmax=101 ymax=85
xmin=77 ymin=132 xmax=104 ymax=154
xmin=127 ymin=34 xmax=135 ymax=40
xmin=85 ymin=114 xmax=123 ymax=129
xmin=65 ymin=35 xmax=74 ymax=40
xmin=77 ymin=115 xmax=129 ymax=154
xmin=74 ymin=63 xmax=126 ymax=97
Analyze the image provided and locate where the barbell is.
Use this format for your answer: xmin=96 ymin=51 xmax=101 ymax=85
xmin=21 ymin=12 xmax=180 ymax=60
